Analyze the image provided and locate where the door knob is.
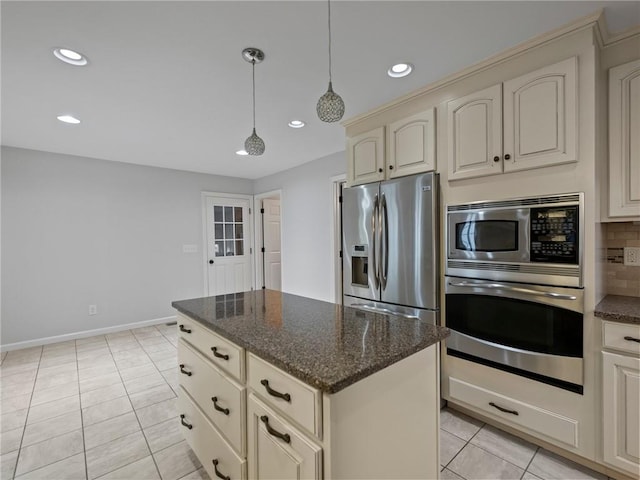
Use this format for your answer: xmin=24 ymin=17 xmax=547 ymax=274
xmin=209 ymin=260 xmax=214 ymax=264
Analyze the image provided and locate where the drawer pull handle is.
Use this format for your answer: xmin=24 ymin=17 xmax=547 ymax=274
xmin=624 ymin=336 xmax=640 ymax=343
xmin=179 ymin=324 xmax=191 ymax=334
xmin=260 ymin=379 xmax=291 ymax=402
xmin=211 ymin=347 xmax=229 ymax=361
xmin=180 ymin=414 xmax=193 ymax=429
xmin=212 ymin=459 xmax=230 ymax=480
xmin=489 ymin=402 xmax=519 ymax=416
xmin=211 ymin=397 xmax=230 ymax=415
xmin=260 ymin=415 xmax=291 ymax=444
xmin=179 ymin=364 xmax=192 ymax=376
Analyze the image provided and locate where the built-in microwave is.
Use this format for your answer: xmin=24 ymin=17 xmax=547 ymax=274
xmin=446 ymin=193 xmax=583 ymax=287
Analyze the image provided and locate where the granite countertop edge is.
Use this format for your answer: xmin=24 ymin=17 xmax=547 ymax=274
xmin=594 ymin=295 xmax=640 ymax=325
xmin=172 ymin=303 xmax=450 ymax=394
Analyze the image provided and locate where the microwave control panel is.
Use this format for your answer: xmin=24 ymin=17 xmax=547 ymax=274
xmin=530 ymin=206 xmax=579 ymax=264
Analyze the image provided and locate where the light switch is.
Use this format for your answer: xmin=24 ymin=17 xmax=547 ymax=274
xmin=183 ymin=244 xmax=198 ymax=253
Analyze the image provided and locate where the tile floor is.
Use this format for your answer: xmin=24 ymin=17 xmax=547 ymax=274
xmin=0 ymin=325 xmax=618 ymax=480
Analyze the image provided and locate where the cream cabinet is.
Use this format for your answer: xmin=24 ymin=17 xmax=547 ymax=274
xmin=448 ymin=56 xmax=577 ymax=181
xmin=347 ymin=108 xmax=436 ymax=186
xmin=608 ymin=59 xmax=640 ymax=218
xmin=347 ymin=126 xmax=385 ymax=185
xmin=247 ymin=393 xmax=322 ymax=480
xmin=602 ymin=322 xmax=640 ymax=477
xmin=176 ymin=312 xmax=441 ymax=479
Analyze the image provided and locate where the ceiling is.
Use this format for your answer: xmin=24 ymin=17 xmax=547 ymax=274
xmin=2 ymin=1 xmax=639 ymax=180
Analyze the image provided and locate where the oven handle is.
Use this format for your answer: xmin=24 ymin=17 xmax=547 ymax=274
xmin=447 ymin=281 xmax=577 ymax=301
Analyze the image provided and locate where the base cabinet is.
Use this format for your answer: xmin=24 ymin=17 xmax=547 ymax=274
xmin=602 ymin=349 xmax=640 ymax=477
xmin=247 ymin=394 xmax=322 ymax=480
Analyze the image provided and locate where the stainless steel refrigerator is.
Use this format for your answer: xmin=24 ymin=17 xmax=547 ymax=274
xmin=342 ymin=172 xmax=439 ymax=325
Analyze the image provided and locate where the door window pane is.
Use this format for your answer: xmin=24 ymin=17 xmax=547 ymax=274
xmin=214 ymin=224 xmax=223 ymax=240
xmin=235 ymin=240 xmax=244 ymax=256
xmin=235 ymin=224 xmax=243 ymax=239
xmin=224 ymin=206 xmax=233 ymax=222
xmin=214 ymin=206 xmax=223 ymax=222
xmin=225 ymin=241 xmax=235 ymax=256
xmin=225 ymin=224 xmax=234 ymax=239
xmin=234 ymin=207 xmax=243 ymax=222
xmin=215 ymin=241 xmax=224 ymax=257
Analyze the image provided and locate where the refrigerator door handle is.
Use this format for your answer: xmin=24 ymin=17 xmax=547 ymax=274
xmin=380 ymin=193 xmax=389 ymax=289
xmin=372 ymin=194 xmax=380 ymax=290
xmin=348 ymin=303 xmax=419 ymax=320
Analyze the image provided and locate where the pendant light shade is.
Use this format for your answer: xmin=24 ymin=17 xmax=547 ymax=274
xmin=317 ymin=0 xmax=344 ymax=123
xmin=242 ymin=48 xmax=265 ymax=156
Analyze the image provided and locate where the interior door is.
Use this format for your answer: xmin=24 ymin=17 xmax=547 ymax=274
xmin=262 ymin=198 xmax=281 ymax=291
xmin=205 ymin=196 xmax=252 ymax=296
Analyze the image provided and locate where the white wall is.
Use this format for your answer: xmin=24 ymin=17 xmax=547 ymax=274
xmin=253 ymin=151 xmax=345 ymax=302
xmin=1 ymin=147 xmax=253 ymax=347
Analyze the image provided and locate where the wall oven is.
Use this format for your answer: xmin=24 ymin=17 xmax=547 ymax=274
xmin=446 ymin=277 xmax=584 ymax=393
xmin=445 ymin=193 xmax=585 ymax=394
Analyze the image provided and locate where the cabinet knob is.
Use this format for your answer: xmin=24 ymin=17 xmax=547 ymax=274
xmin=378 ymin=168 xmax=383 ymax=173
xmin=504 ymin=154 xmax=511 ymax=160
xmin=389 ymin=165 xmax=394 ymax=170
xmin=493 ymin=156 xmax=500 ymax=162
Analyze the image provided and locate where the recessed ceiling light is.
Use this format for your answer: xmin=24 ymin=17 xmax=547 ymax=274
xmin=288 ymin=120 xmax=305 ymax=128
xmin=57 ymin=115 xmax=81 ymax=124
xmin=387 ymin=63 xmax=413 ymax=78
xmin=236 ymin=149 xmax=248 ymax=156
xmin=53 ymin=47 xmax=88 ymax=66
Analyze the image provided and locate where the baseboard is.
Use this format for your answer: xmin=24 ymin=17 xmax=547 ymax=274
xmin=0 ymin=315 xmax=177 ymax=352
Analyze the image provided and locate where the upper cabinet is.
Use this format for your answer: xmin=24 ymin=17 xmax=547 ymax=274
xmin=347 ymin=108 xmax=436 ymax=186
xmin=347 ymin=126 xmax=385 ymax=185
xmin=388 ymin=108 xmax=436 ymax=179
xmin=608 ymin=59 xmax=640 ymax=218
xmin=448 ymin=57 xmax=578 ymax=181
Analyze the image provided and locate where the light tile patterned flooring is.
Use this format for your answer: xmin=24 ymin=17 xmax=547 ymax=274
xmin=0 ymin=325 xmax=617 ymax=480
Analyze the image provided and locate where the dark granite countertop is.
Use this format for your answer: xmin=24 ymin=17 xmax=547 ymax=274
xmin=172 ymin=290 xmax=449 ymax=394
xmin=595 ymin=295 xmax=640 ymax=325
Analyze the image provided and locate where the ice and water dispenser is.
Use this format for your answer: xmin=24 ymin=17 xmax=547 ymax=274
xmin=351 ymin=244 xmax=369 ymax=287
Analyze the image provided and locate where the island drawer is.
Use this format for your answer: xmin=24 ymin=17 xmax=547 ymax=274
xmin=449 ymin=377 xmax=578 ymax=448
xmin=603 ymin=321 xmax=640 ymax=356
xmin=178 ymin=339 xmax=246 ymax=456
xmin=248 ymin=353 xmax=322 ymax=438
xmin=177 ymin=313 xmax=245 ymax=382
xmin=178 ymin=387 xmax=246 ymax=480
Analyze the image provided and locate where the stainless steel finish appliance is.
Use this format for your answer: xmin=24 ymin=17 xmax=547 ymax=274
xmin=342 ymin=173 xmax=439 ymax=325
xmin=445 ymin=276 xmax=584 ymax=394
xmin=446 ymin=193 xmax=583 ymax=287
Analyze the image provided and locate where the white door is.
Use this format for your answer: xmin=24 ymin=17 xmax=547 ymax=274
xmin=205 ymin=195 xmax=252 ymax=296
xmin=347 ymin=126 xmax=385 ymax=186
xmin=262 ymin=198 xmax=281 ymax=291
xmin=388 ymin=108 xmax=436 ymax=178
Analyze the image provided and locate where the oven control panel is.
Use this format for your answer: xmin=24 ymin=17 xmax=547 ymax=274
xmin=530 ymin=206 xmax=579 ymax=264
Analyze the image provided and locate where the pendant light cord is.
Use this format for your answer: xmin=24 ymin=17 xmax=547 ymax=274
xmin=252 ymin=60 xmax=256 ymax=129
xmin=327 ymin=0 xmax=332 ymax=83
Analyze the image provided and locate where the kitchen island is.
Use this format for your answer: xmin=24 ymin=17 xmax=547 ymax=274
xmin=173 ymin=289 xmax=449 ymax=480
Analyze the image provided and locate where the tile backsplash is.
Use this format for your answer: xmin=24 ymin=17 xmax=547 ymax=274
xmin=605 ymin=222 xmax=640 ymax=297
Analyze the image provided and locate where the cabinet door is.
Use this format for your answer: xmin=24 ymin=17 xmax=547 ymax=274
xmin=602 ymin=351 xmax=640 ymax=476
xmin=347 ymin=127 xmax=385 ymax=186
xmin=503 ymin=57 xmax=577 ymax=173
xmin=247 ymin=393 xmax=322 ymax=480
xmin=388 ymin=108 xmax=436 ymax=178
xmin=447 ymin=84 xmax=503 ymax=180
xmin=608 ymin=59 xmax=640 ymax=218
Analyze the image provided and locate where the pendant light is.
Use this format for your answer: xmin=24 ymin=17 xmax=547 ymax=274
xmin=243 ymin=47 xmax=265 ymax=156
xmin=316 ymin=0 xmax=345 ymax=123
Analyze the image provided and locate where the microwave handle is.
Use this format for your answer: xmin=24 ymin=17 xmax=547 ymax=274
xmin=447 ymin=281 xmax=577 ymax=301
